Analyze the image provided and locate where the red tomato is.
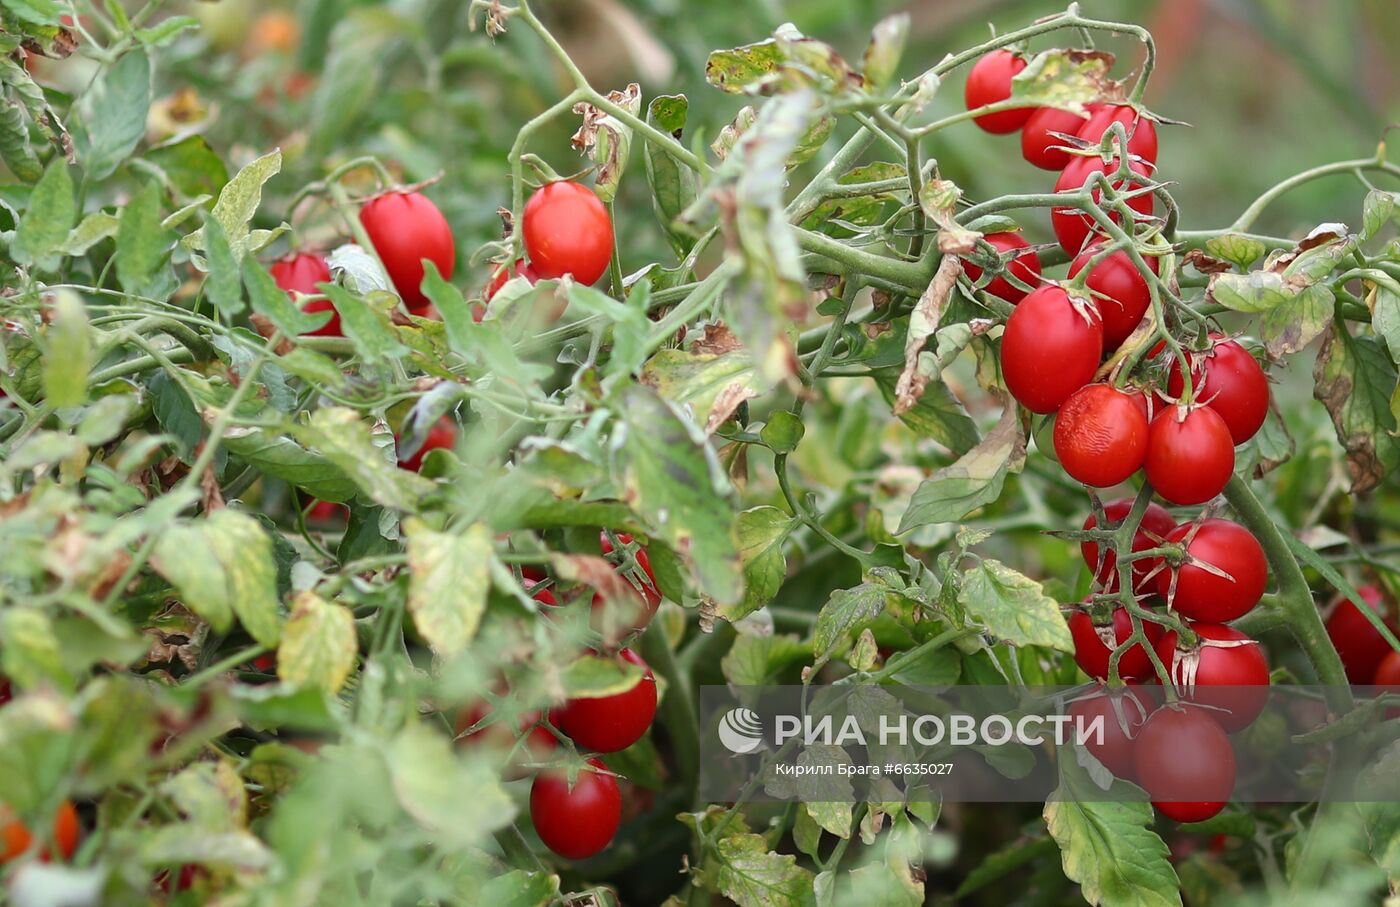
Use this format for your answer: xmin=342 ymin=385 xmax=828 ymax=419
xmin=1325 ymin=586 xmax=1398 ymax=684
xmin=1 ymin=800 xmax=80 ymax=864
xmin=1067 ymin=244 xmax=1159 ymax=351
xmin=1076 ymin=104 xmax=1159 ymax=163
xmin=529 ymin=758 xmax=621 ymax=860
xmin=485 ymin=259 xmax=541 ymax=302
xmin=963 ymin=50 xmax=1033 ymax=134
xmin=1051 ymin=155 xmax=1156 ymax=256
xmin=961 ymin=231 xmax=1042 ymax=303
xmin=269 ymin=252 xmax=339 ymax=337
xmin=1375 ymin=650 xmax=1400 ymax=685
xmin=1021 ymin=104 xmax=1096 ymax=170
xmin=1068 ymin=684 xmax=1152 ymax=778
xmin=305 ymin=500 xmax=348 ymax=525
xmin=1081 ymin=499 xmax=1177 ymax=593
xmin=1156 ymin=622 xmax=1270 ymax=733
xmin=1000 ymin=285 xmax=1104 ymax=414
xmin=1144 ymin=405 xmax=1235 ymax=506
xmin=526 ymin=577 xmax=558 ymax=607
xmin=551 ymin=649 xmax=657 ymax=753
xmin=359 ymin=191 xmax=456 ymax=313
xmin=1155 ymin=519 xmax=1267 ymax=622
xmin=397 ymin=416 xmax=456 ymax=472
xmin=1166 ymin=335 xmax=1270 ymax=444
xmin=455 ymin=702 xmax=557 ymax=761
xmin=522 ymin=182 xmax=613 ymax=286
xmin=1053 ymin=384 xmax=1149 ymax=487
xmin=1069 ymin=607 xmax=1164 ymax=681
xmin=591 ymin=533 xmax=662 ymax=631
xmin=0 ymin=678 xmax=10 ymax=706
xmin=1134 ymin=705 xmax=1235 ymax=823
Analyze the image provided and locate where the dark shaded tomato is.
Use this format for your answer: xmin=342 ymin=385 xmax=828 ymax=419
xmin=1325 ymin=585 xmax=1397 ymax=684
xmin=252 ymin=653 xmax=276 ymax=673
xmin=1021 ymin=104 xmax=1096 ymax=170
xmin=1076 ymin=104 xmax=1159 ymax=163
xmin=1067 ymin=243 xmax=1159 ymax=350
xmin=1051 ymin=155 xmax=1156 ymax=255
xmin=485 ymin=259 xmax=541 ymax=302
xmin=522 ymin=182 xmax=613 ymax=286
xmin=270 ymin=252 xmax=339 ymax=337
xmin=305 ymin=499 xmax=348 ymax=525
xmin=1144 ymin=405 xmax=1235 ymax=506
xmin=1069 ymin=607 xmax=1164 ymax=681
xmin=454 ymin=701 xmax=557 ymax=766
xmin=0 ymin=678 xmax=10 ymax=706
xmin=1134 ymin=705 xmax=1235 ymax=823
xmin=529 ymin=758 xmax=621 ymax=860
xmin=1053 ymin=384 xmax=1149 ymax=487
xmin=1374 ymin=650 xmax=1400 ymax=685
xmin=1166 ymin=335 xmax=1270 ymax=444
xmin=1155 ymin=519 xmax=1267 ymax=622
xmin=359 ymin=191 xmax=456 ymax=313
xmin=591 ymin=533 xmax=662 ymax=631
xmin=1081 ymin=499 xmax=1177 ymax=593
xmin=1155 ymin=622 xmax=1270 ymax=733
xmin=1 ymin=800 xmax=80 ymax=864
xmin=397 ymin=416 xmax=456 ymax=472
xmin=963 ymin=50 xmax=1033 ymax=133
xmin=1068 ymin=684 xmax=1152 ymax=778
xmin=551 ymin=649 xmax=657 ymax=753
xmin=961 ymin=231 xmax=1042 ymax=303
xmin=1001 ymin=285 xmax=1104 ymax=414
xmin=526 ymin=577 xmax=558 ymax=607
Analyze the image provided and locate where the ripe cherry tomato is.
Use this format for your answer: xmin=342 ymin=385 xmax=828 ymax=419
xmin=1069 ymin=607 xmax=1164 ymax=681
xmin=1166 ymin=335 xmax=1270 ymax=444
xmin=1155 ymin=519 xmax=1267 ymax=622
xmin=359 ymin=191 xmax=456 ymax=313
xmin=1156 ymin=622 xmax=1269 ymax=733
xmin=305 ymin=499 xmax=348 ymax=525
xmin=963 ymin=50 xmax=1033 ymax=134
xmin=454 ymin=701 xmax=557 ymax=763
xmin=1144 ymin=405 xmax=1235 ymax=506
xmin=1052 ymin=155 xmax=1155 ymax=255
xmin=1067 ymin=244 xmax=1159 ymax=351
xmin=1076 ymin=104 xmax=1159 ymax=163
xmin=522 ymin=182 xmax=613 ymax=286
xmin=591 ymin=533 xmax=662 ymax=632
xmin=1081 ymin=499 xmax=1177 ymax=593
xmin=1053 ymin=384 xmax=1149 ymax=487
xmin=1375 ymin=650 xmax=1400 ymax=686
xmin=397 ymin=416 xmax=456 ymax=472
xmin=1 ymin=800 xmax=80 ymax=864
xmin=269 ymin=252 xmax=339 ymax=337
xmin=529 ymin=758 xmax=621 ymax=860
xmin=485 ymin=259 xmax=541 ymax=303
xmin=1021 ymin=104 xmax=1096 ymax=170
xmin=961 ymin=231 xmax=1042 ymax=303
xmin=551 ymin=649 xmax=657 ymax=753
xmin=1134 ymin=705 xmax=1235 ymax=823
xmin=1325 ymin=585 xmax=1398 ymax=684
xmin=1000 ymin=285 xmax=1104 ymax=414
xmin=1068 ymin=684 xmax=1151 ymax=778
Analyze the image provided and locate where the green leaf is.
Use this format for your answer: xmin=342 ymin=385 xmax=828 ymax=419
xmin=0 ymin=608 xmax=70 ymax=692
xmin=187 ymin=149 xmax=281 ymax=260
xmin=1312 ymin=322 xmax=1400 ymax=493
xmin=320 ymin=284 xmax=409 ymax=366
xmin=11 ymin=157 xmax=73 ymax=269
xmin=243 ymin=257 xmax=328 ymax=336
xmin=721 ymin=632 xmax=808 ymax=686
xmin=875 ymin=369 xmax=978 ymax=456
xmin=146 ymin=134 xmax=228 ymax=198
xmin=200 ymin=215 xmax=244 ymax=316
xmin=898 ymin=406 xmax=1024 ymax=532
xmin=222 ymin=426 xmax=358 ymax=502
xmin=639 ymin=344 xmax=759 ymax=434
xmin=813 ymin=583 xmax=886 ymax=662
xmin=1373 ymin=284 xmax=1400 ymax=366
xmin=422 ymin=264 xmax=551 ymax=388
xmin=277 ymin=592 xmax=357 ymax=694
xmin=76 ymin=394 xmax=136 ymax=445
xmin=565 ymin=282 xmax=652 ymax=380
xmin=0 ymin=101 xmax=43 ymax=183
xmin=960 ymin=559 xmax=1073 ymax=652
xmin=644 ymin=94 xmax=697 ymax=255
xmin=60 ymin=211 xmax=120 ymax=256
xmin=862 ymin=13 xmax=910 ymax=91
xmin=404 ymin=519 xmax=492 ymax=657
xmin=701 ymin=832 xmax=815 ymax=907
xmin=561 ymin=654 xmax=644 ymax=698
xmin=717 ymin=506 xmax=792 ymax=621
xmin=955 ymin=837 xmax=1058 ymax=898
xmin=2 ymin=0 xmax=61 ymax=29
xmin=705 ymin=39 xmax=786 ymax=94
xmin=1210 ymin=268 xmax=1335 ymax=358
xmin=293 ymin=407 xmax=434 ymax=511
xmin=1363 ymin=190 xmax=1400 ymax=241
xmin=148 ymin=370 xmax=202 ymax=457
xmin=1009 ymin=49 xmax=1114 ymax=109
xmin=760 ymin=410 xmax=804 ymax=453
xmin=384 ymin=725 xmax=515 ymax=849
xmin=479 ymin=870 xmax=561 ymax=907
xmin=1356 ymin=744 xmax=1400 ymax=878
xmin=41 ymin=290 xmax=91 ymax=408
xmin=116 ymin=181 xmax=174 ymax=297
xmin=136 ymin=14 xmax=198 ymax=46
xmin=152 ymin=510 xmax=283 ymax=646
xmin=75 ymin=48 xmax=151 ymax=180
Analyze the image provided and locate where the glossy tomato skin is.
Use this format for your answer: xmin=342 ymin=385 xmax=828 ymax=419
xmin=1134 ymin=705 xmax=1235 ymax=823
xmin=1 ymin=799 xmax=80 ymax=864
xmin=551 ymin=649 xmax=657 ymax=753
xmin=1067 ymin=244 xmax=1158 ymax=350
xmin=1053 ymin=385 xmax=1149 ymax=487
xmin=591 ymin=533 xmax=662 ymax=631
xmin=270 ymin=252 xmax=339 ymax=337
xmin=1156 ymin=519 xmax=1267 ymax=622
xmin=1156 ymin=622 xmax=1270 ymax=733
xmin=1081 ymin=499 xmax=1177 ymax=592
xmin=1021 ymin=104 xmax=1095 ymax=170
xmin=1070 ymin=607 xmax=1164 ymax=681
xmin=360 ymin=191 xmax=456 ymax=313
xmin=961 ymin=232 xmax=1042 ymax=303
xmin=1052 ymin=155 xmax=1155 ymax=255
xmin=1166 ymin=335 xmax=1270 ymax=444
xmin=397 ymin=416 xmax=456 ymax=472
xmin=1001 ymin=286 xmax=1104 ymax=414
xmin=964 ymin=50 xmax=1032 ymax=133
xmin=1325 ymin=586 xmax=1397 ymax=684
xmin=530 ymin=758 xmax=621 ymax=860
xmin=522 ymin=182 xmax=613 ymax=286
xmin=1145 ymin=405 xmax=1235 ymax=506
xmin=1076 ymin=104 xmax=1159 ymax=163
xmin=1069 ymin=684 xmax=1152 ymax=778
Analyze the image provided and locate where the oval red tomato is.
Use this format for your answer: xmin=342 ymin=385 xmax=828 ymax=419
xmin=1001 ymin=285 xmax=1104 ymax=414
xmin=1144 ymin=405 xmax=1235 ymax=505
xmin=961 ymin=231 xmax=1042 ymax=303
xmin=964 ymin=50 xmax=1033 ymax=134
xmin=1081 ymin=499 xmax=1177 ymax=593
xmin=529 ymin=758 xmax=621 ymax=860
xmin=1021 ymin=104 xmax=1095 ymax=170
xmin=1053 ymin=384 xmax=1149 ymax=487
xmin=1156 ymin=519 xmax=1267 ymax=622
xmin=270 ymin=251 xmax=339 ymax=337
xmin=1067 ymin=244 xmax=1159 ymax=350
xmin=1 ymin=800 xmax=80 ymax=864
xmin=1134 ymin=705 xmax=1235 ymax=823
xmin=522 ymin=182 xmax=613 ymax=286
xmin=397 ymin=416 xmax=456 ymax=472
xmin=1325 ymin=585 xmax=1398 ymax=684
xmin=1068 ymin=684 xmax=1152 ymax=778
xmin=359 ymin=191 xmax=456 ymax=313
xmin=1156 ymin=622 xmax=1270 ymax=733
xmin=1166 ymin=335 xmax=1270 ymax=444
xmin=1076 ymin=103 xmax=1159 ymax=163
xmin=1051 ymin=155 xmax=1156 ymax=256
xmin=1375 ymin=650 xmax=1400 ymax=685
xmin=551 ymin=649 xmax=657 ymax=753
xmin=1070 ymin=607 xmax=1164 ymax=681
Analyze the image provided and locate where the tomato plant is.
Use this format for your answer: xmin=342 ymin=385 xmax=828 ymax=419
xmin=522 ymin=181 xmax=614 ymax=286
xmin=529 ymin=759 xmax=622 ymax=860
xmin=359 ymin=190 xmax=457 ymax=313
xmin=964 ymin=50 xmax=1033 ymax=134
xmin=1000 ymin=285 xmax=1104 ymax=413
xmin=1069 ymin=606 xmax=1163 ymax=681
xmin=550 ymin=649 xmax=657 ymax=754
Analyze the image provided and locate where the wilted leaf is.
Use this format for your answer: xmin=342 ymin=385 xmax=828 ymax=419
xmin=899 ymin=404 xmax=1025 ymax=532
xmin=960 ymin=559 xmax=1072 ymax=652
xmin=1312 ymin=323 xmax=1399 ymax=493
xmin=153 ymin=510 xmax=282 ymax=646
xmin=405 ymin=519 xmax=492 ymax=657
